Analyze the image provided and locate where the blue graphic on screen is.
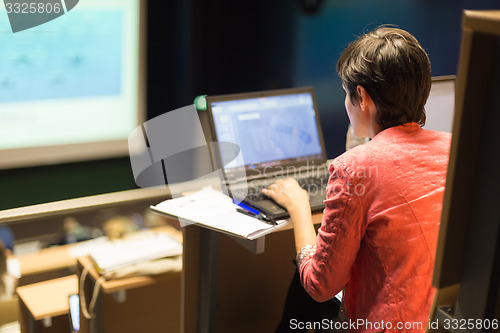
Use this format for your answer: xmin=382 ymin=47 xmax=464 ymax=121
xmin=0 ymin=10 xmax=122 ymax=103
xmin=211 ymin=93 xmax=322 ymax=168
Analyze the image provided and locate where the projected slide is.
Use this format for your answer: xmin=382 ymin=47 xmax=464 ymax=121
xmin=0 ymin=11 xmax=122 ymax=103
xmin=0 ymin=0 xmax=141 ymax=168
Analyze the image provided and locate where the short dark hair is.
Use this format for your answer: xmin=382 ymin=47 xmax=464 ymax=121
xmin=336 ymin=27 xmax=431 ymax=130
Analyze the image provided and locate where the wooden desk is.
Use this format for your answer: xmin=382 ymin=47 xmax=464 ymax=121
xmin=15 ymin=245 xmax=76 ymax=286
xmin=14 ymin=225 xmax=182 ymax=287
xmin=0 ymin=186 xmax=174 ymax=285
xmin=77 ymin=255 xmax=181 ymax=333
xmin=182 ymin=212 xmax=323 ymax=333
xmin=0 ymin=297 xmax=19 ymax=327
xmin=16 ymin=275 xmax=78 ymax=333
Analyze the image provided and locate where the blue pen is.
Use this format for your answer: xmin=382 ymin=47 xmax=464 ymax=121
xmin=233 ymin=199 xmax=260 ymax=214
xmin=233 ymin=199 xmax=276 ymax=225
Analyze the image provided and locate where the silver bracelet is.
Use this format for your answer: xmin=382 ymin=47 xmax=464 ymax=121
xmin=296 ymin=244 xmax=316 ymax=269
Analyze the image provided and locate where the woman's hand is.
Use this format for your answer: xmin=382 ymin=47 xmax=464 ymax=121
xmin=262 ymin=178 xmax=316 ymax=251
xmin=261 ymin=178 xmax=310 ymax=215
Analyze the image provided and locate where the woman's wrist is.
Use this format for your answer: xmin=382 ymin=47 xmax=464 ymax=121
xmin=296 ymin=244 xmax=317 ymax=269
xmin=288 ymin=204 xmax=312 ymax=224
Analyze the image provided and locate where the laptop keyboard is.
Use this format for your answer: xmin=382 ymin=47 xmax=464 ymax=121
xmin=227 ymin=168 xmax=330 ymax=220
xmin=245 ymin=174 xmax=329 ymax=202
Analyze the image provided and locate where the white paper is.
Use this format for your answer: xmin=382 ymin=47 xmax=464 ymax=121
xmin=7 ymin=258 xmax=21 ymax=278
xmin=151 ymin=187 xmax=288 ymax=240
xmin=88 ymin=233 xmax=182 ymax=273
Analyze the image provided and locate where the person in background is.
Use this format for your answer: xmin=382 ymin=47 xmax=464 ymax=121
xmin=0 ymin=227 xmax=14 ymax=253
xmin=0 ymin=240 xmax=17 ymax=300
xmin=266 ymin=27 xmax=451 ymax=332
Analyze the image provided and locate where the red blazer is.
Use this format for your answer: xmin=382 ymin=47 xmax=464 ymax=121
xmin=299 ymin=123 xmax=451 ymax=332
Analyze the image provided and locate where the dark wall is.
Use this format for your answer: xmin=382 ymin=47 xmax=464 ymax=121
xmin=146 ymin=0 xmax=296 ymax=116
xmin=147 ymin=0 xmax=500 ymax=159
xmin=1 ymin=0 xmax=499 ymax=210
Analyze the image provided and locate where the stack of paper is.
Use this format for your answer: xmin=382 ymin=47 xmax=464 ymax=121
xmin=150 ymin=187 xmax=288 ymax=240
xmin=88 ymin=232 xmax=182 ymax=274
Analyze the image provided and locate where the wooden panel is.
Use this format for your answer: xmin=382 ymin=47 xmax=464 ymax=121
xmin=0 ymin=297 xmax=19 ymax=326
xmin=77 ymin=255 xmax=182 ymax=333
xmin=181 ymin=212 xmax=323 ymax=333
xmin=216 ymin=228 xmax=297 ymax=333
xmin=181 ymin=225 xmax=202 ymax=333
xmin=16 ymin=275 xmax=77 ymax=320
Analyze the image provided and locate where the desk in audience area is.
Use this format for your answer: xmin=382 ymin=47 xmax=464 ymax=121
xmin=17 ymin=275 xmax=77 ymax=333
xmin=15 ymin=244 xmax=76 ymax=286
xmin=77 ymin=255 xmax=181 ymax=333
xmin=13 ymin=225 xmax=181 ymax=286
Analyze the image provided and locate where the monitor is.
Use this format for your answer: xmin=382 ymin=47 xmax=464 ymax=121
xmin=68 ymin=293 xmax=80 ymax=332
xmin=424 ymin=76 xmax=455 ymax=133
xmin=206 ymin=87 xmax=327 ymax=179
xmin=0 ymin=0 xmax=146 ymax=169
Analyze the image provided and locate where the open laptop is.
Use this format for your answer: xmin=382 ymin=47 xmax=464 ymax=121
xmin=205 ymin=87 xmax=329 ymax=220
xmin=423 ymin=76 xmax=455 ymax=133
xmin=68 ymin=293 xmax=80 ymax=333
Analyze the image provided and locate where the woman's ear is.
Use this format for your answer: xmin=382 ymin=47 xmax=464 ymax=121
xmin=356 ymin=85 xmax=374 ymax=113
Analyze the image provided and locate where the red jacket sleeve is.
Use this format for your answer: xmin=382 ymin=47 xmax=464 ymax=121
xmin=299 ymin=160 xmax=367 ymax=302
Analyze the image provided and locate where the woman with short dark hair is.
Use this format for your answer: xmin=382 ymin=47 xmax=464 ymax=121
xmin=266 ymin=27 xmax=451 ymax=332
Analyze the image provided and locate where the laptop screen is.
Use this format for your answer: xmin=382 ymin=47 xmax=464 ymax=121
xmin=423 ymin=76 xmax=455 ymax=133
xmin=207 ymin=87 xmax=326 ymax=178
